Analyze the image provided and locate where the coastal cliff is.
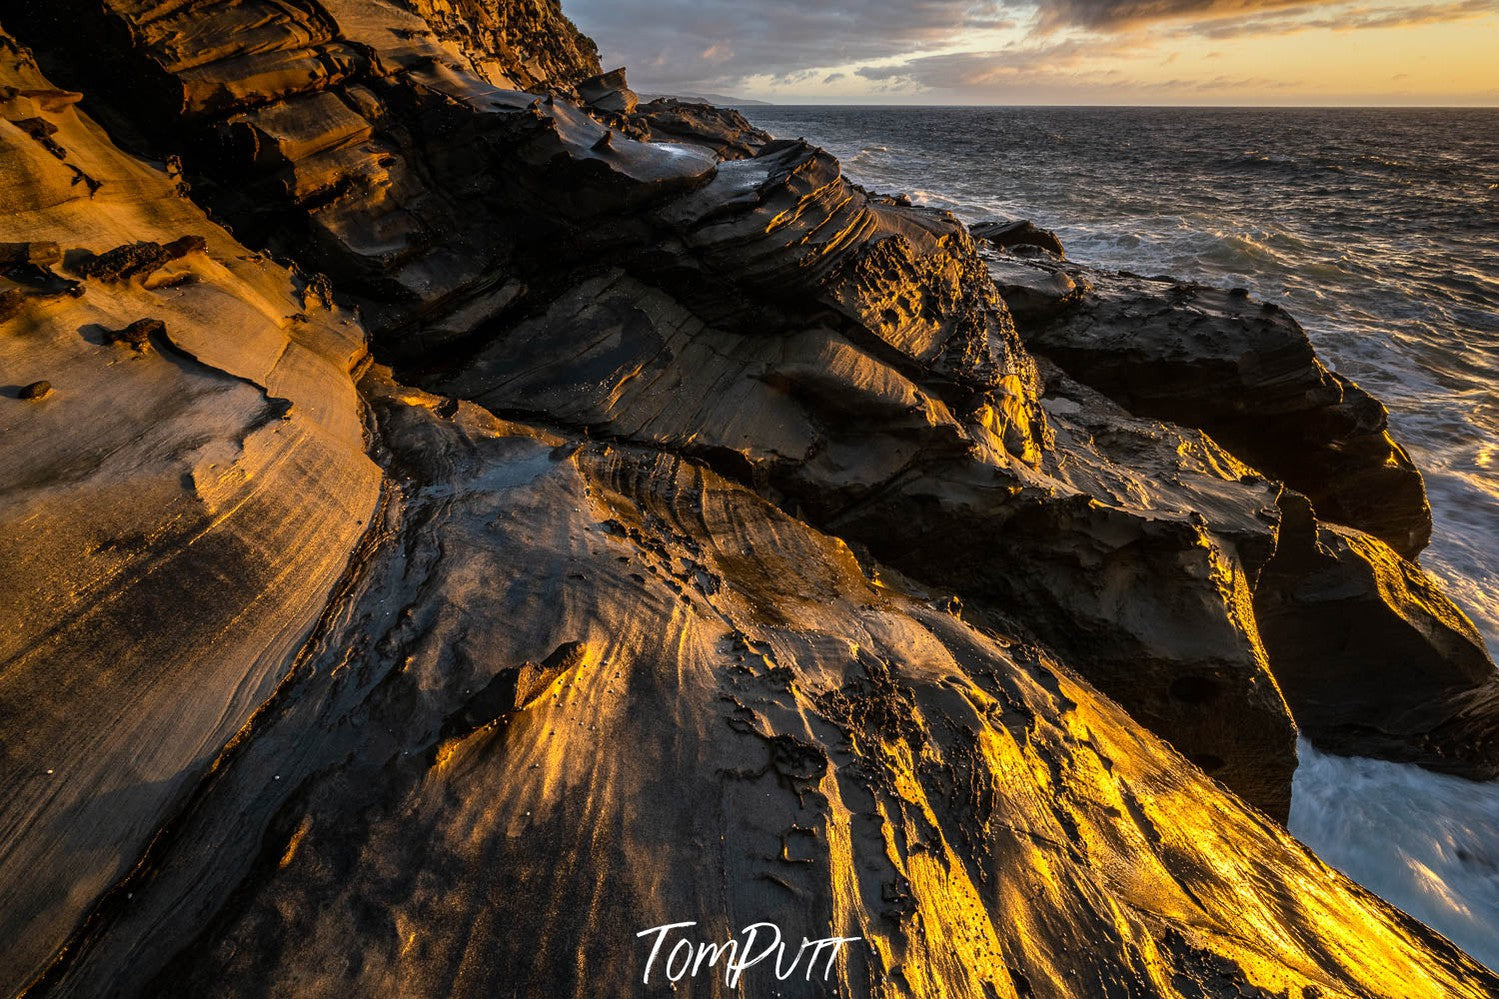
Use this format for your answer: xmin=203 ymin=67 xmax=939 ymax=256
xmin=1 ymin=4 xmax=1496 ymax=997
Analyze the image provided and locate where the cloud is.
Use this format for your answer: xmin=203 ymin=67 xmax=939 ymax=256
xmin=1175 ymin=0 xmax=1499 ymax=36
xmin=562 ymin=0 xmax=1499 ymax=96
xmin=1033 ymin=0 xmax=1307 ymax=31
xmin=850 ymin=38 xmax=1127 ymax=92
xmin=564 ymin=0 xmax=1012 ymax=90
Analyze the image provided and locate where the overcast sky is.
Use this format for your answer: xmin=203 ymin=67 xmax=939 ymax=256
xmin=563 ymin=0 xmax=1499 ymax=104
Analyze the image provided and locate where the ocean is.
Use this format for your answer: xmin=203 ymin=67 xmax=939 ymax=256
xmin=742 ymin=105 xmax=1499 ymax=970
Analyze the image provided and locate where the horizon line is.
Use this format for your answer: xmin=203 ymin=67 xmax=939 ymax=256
xmin=693 ymin=100 xmax=1499 ymax=110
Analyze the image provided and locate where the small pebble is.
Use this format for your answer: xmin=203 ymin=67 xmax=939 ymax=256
xmin=19 ymin=380 xmax=52 ymax=401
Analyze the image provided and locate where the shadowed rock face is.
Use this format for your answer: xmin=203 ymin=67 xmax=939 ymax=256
xmin=3 ymin=5 xmax=1498 ymax=997
xmin=1255 ymin=491 xmax=1498 ymax=778
xmin=1001 ymin=258 xmax=1434 ymax=559
xmin=985 ymin=252 xmax=1497 ymax=782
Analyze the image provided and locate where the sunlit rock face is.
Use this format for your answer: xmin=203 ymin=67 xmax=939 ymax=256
xmin=0 ymin=30 xmax=381 ymax=991
xmin=2 ymin=2 xmax=1498 ymax=996
xmin=35 ymin=372 xmax=1499 ymax=999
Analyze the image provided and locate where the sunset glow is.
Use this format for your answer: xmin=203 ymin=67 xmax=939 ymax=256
xmin=569 ymin=0 xmax=1499 ymax=104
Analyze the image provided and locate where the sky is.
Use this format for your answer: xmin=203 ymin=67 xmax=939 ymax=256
xmin=563 ymin=0 xmax=1499 ymax=105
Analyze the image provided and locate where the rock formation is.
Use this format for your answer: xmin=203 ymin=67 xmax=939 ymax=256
xmin=1003 ymin=258 xmax=1433 ymax=559
xmin=986 ymin=248 xmax=1498 ymax=781
xmin=2 ymin=4 xmax=1497 ymax=998
xmin=0 ymin=34 xmax=381 ymax=989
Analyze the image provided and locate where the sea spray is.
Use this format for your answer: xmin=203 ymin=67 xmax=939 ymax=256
xmin=1290 ymin=738 xmax=1499 ymax=973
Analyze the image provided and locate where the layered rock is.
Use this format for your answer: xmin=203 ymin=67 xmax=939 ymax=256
xmin=1256 ymin=491 xmax=1498 ymax=777
xmin=402 ymin=0 xmax=602 ymax=89
xmin=988 ymin=251 xmax=1496 ymax=779
xmin=971 ymin=217 xmax=1066 ymax=258
xmin=8 ymin=0 xmax=605 ymax=345
xmin=8 ymin=0 xmax=1333 ymax=815
xmin=432 ymin=262 xmax=1298 ymax=817
xmin=0 ymin=32 xmax=381 ymax=990
xmin=1009 ymin=262 xmax=1433 ymax=558
xmin=625 ymin=97 xmax=772 ymax=159
xmin=27 ymin=371 xmax=1496 ymax=999
xmin=3 ymin=4 xmax=1499 ymax=996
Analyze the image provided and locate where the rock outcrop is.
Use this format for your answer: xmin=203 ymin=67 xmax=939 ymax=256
xmin=971 ymin=217 xmax=1066 ymax=258
xmin=986 ymin=250 xmax=1496 ymax=782
xmin=1256 ymin=491 xmax=1498 ymax=777
xmin=1008 ymin=261 xmax=1434 ymax=558
xmin=3 ymin=6 xmax=1498 ymax=998
xmin=625 ymin=97 xmax=772 ymax=159
xmin=26 ymin=370 xmax=1496 ymax=999
xmin=0 ymin=32 xmax=381 ymax=991
xmin=403 ymin=0 xmax=602 ymax=90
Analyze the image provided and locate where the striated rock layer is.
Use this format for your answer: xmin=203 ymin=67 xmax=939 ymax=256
xmin=986 ymin=249 xmax=1497 ymax=778
xmin=28 ymin=372 xmax=1499 ymax=999
xmin=1 ymin=5 xmax=1497 ymax=998
xmin=0 ymin=29 xmax=381 ymax=991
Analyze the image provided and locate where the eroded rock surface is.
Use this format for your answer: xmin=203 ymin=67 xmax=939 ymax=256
xmin=1015 ymin=264 xmax=1434 ymax=558
xmin=3 ymin=6 xmax=1498 ymax=997
xmin=1257 ymin=491 xmax=1498 ymax=777
xmin=0 ymin=30 xmax=381 ymax=991
xmin=26 ymin=372 xmax=1495 ymax=999
xmin=432 ymin=265 xmax=1299 ymax=817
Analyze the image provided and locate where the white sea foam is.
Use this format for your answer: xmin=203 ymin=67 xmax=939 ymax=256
xmin=1290 ymin=739 xmax=1499 ymax=972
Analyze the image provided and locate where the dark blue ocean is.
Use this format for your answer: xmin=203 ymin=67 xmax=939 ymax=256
xmin=743 ymin=105 xmax=1499 ymax=971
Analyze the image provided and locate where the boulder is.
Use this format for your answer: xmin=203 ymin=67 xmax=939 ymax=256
xmin=1024 ymin=268 xmax=1433 ymax=557
xmin=627 ymin=97 xmax=771 ymax=159
xmin=1256 ymin=490 xmax=1498 ymax=776
xmin=577 ymin=66 xmax=638 ymax=114
xmin=985 ymin=254 xmax=1089 ymax=325
xmin=970 ymin=217 xmax=1066 ymax=257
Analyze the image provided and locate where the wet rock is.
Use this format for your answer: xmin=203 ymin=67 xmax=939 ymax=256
xmin=1025 ymin=268 xmax=1433 ymax=557
xmin=971 ymin=218 xmax=1066 ymax=257
xmin=19 ymin=379 xmax=52 ymax=399
xmin=1256 ymin=490 xmax=1498 ymax=777
xmin=627 ymin=98 xmax=770 ymax=159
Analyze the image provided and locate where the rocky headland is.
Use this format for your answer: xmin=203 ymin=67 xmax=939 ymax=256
xmin=1 ymin=1 xmax=1496 ymax=996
